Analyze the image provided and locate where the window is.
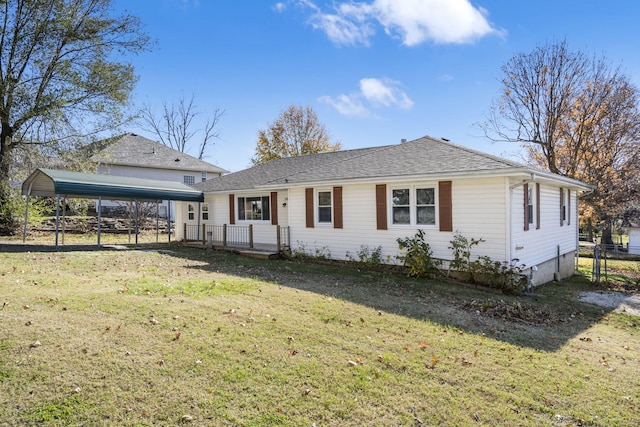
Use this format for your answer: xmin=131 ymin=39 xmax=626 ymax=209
xmin=392 ymin=186 xmax=436 ymax=226
xmin=318 ymin=190 xmax=332 ymax=223
xmin=392 ymin=189 xmax=410 ymax=224
xmin=416 ymin=188 xmax=436 ymax=225
xmin=187 ymin=204 xmax=195 ymax=221
xmin=183 ymin=175 xmax=195 ymax=185
xmin=201 ymin=203 xmax=209 ymax=221
xmin=238 ymin=196 xmax=270 ymax=221
xmin=201 ymin=172 xmax=207 ymax=182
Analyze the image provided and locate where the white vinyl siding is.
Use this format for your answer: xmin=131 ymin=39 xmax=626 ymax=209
xmin=511 ymin=183 xmax=579 ymax=270
xmin=289 ymin=177 xmax=508 ymax=264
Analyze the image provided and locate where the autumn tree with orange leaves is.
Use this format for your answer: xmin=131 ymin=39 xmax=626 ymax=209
xmin=482 ymin=40 xmax=640 ymax=242
xmin=252 ymin=105 xmax=341 ymax=165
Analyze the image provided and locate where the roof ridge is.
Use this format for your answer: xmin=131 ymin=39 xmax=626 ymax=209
xmin=263 ymin=144 xmax=394 ymax=185
xmin=417 ymin=135 xmax=524 ymax=168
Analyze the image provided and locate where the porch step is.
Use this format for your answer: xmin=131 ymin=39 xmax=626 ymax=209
xmin=236 ymin=249 xmax=281 ymax=260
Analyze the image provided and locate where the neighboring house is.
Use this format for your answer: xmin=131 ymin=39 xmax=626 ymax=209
xmin=628 ymin=222 xmax=640 ymax=255
xmin=175 ymin=136 xmax=592 ymax=286
xmin=89 ymin=133 xmax=228 ymax=219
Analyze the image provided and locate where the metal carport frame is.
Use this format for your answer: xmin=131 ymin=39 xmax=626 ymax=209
xmin=21 ymin=168 xmax=204 ymax=248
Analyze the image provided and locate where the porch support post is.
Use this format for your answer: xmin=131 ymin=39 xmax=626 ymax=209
xmin=202 ymin=223 xmax=206 ymax=244
xmin=197 ymin=202 xmax=201 ymax=241
xmin=135 ymin=200 xmax=139 ymax=247
xmin=223 ymin=224 xmax=227 ymax=247
xmin=97 ymin=197 xmax=102 ymax=248
xmin=61 ymin=197 xmax=66 ymax=245
xmin=167 ymin=200 xmax=172 ymax=243
xmin=276 ymin=225 xmax=281 ymax=252
xmin=55 ymin=194 xmax=60 ymax=249
xmin=156 ymin=201 xmax=160 ymax=243
xmin=249 ymin=224 xmax=253 ymax=249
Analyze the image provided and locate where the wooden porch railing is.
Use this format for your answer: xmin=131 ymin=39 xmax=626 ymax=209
xmin=184 ymin=224 xmax=290 ymax=251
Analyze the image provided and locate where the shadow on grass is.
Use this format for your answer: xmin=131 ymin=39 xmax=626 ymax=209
xmin=165 ymin=246 xmax=616 ymax=353
xmin=0 ymin=241 xmax=618 ymax=352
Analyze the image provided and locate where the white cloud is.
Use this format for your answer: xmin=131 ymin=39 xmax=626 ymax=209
xmin=297 ymin=0 xmax=501 ymax=46
xmin=319 ymin=77 xmax=413 ymax=117
xmin=319 ymin=94 xmax=370 ymax=117
xmin=273 ymin=2 xmax=287 ymax=13
xmin=360 ymin=78 xmax=414 ymax=109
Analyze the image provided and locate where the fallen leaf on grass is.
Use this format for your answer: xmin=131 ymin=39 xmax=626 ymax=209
xmin=418 ymin=341 xmax=429 ymax=348
xmin=580 ymin=337 xmax=592 ymax=342
xmin=426 ymin=355 xmax=439 ymax=369
xmin=173 ymin=332 xmax=181 ymax=341
xmin=29 ymin=341 xmax=41 ymax=348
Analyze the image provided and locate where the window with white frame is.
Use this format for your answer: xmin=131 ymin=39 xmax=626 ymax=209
xmin=416 ymin=188 xmax=436 ymax=225
xmin=201 ymin=203 xmax=209 ymax=221
xmin=528 ymin=186 xmax=536 ymax=225
xmin=183 ymin=175 xmax=195 ymax=186
xmin=238 ymin=196 xmax=270 ymax=221
xmin=201 ymin=172 xmax=207 ymax=182
xmin=187 ymin=203 xmax=195 ymax=221
xmin=317 ymin=190 xmax=332 ymax=223
xmin=392 ymin=186 xmax=436 ymax=226
xmin=392 ymin=189 xmax=410 ymax=224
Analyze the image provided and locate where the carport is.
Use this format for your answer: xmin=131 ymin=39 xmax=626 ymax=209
xmin=21 ymin=168 xmax=204 ymax=248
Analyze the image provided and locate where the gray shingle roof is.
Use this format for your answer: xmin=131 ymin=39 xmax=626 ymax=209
xmin=195 ymin=135 xmax=526 ymax=192
xmin=90 ymin=133 xmax=228 ymax=174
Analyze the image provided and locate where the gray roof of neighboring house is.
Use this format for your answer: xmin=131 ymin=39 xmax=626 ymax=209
xmin=90 ymin=133 xmax=228 ymax=174
xmin=195 ymin=135 xmax=530 ymax=192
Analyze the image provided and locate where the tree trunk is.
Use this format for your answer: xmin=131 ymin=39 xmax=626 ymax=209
xmin=0 ymin=123 xmax=16 ymax=234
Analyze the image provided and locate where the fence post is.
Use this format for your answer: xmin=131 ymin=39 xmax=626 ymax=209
xmin=223 ymin=224 xmax=227 ymax=247
xmin=249 ymin=224 xmax=254 ymax=249
xmin=183 ymin=223 xmax=187 ymax=241
xmin=276 ymin=225 xmax=281 ymax=252
xmin=202 ymin=224 xmax=206 ymax=244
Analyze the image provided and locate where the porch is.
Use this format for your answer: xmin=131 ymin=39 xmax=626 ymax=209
xmin=183 ymin=224 xmax=290 ymax=256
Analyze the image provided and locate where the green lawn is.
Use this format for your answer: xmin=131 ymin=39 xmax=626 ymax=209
xmin=0 ymin=243 xmax=638 ymax=426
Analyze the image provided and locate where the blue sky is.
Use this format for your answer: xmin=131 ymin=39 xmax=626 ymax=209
xmin=113 ymin=0 xmax=640 ymax=172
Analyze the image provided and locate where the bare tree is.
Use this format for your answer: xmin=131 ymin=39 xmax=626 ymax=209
xmin=0 ymin=0 xmax=150 ymax=234
xmin=481 ymin=40 xmax=640 ymax=239
xmin=141 ymin=94 xmax=224 ymax=160
xmin=252 ymin=105 xmax=341 ymax=165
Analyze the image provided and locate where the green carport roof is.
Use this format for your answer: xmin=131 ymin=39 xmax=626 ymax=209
xmin=22 ymin=168 xmax=204 ymax=202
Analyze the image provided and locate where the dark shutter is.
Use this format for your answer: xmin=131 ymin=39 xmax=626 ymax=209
xmin=438 ymin=181 xmax=453 ymax=232
xmin=375 ymin=184 xmax=387 ymax=230
xmin=271 ymin=192 xmax=278 ymax=225
xmin=567 ymin=189 xmax=571 ymax=225
xmin=229 ymin=194 xmax=235 ymax=225
xmin=523 ymin=184 xmax=529 ymax=231
xmin=560 ymin=187 xmax=564 ymax=226
xmin=333 ymin=186 xmax=343 ymax=229
xmin=305 ymin=188 xmax=314 ymax=228
xmin=536 ymin=183 xmax=541 ymax=230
